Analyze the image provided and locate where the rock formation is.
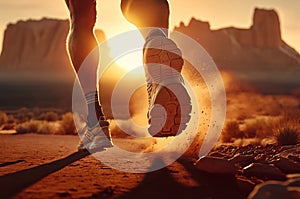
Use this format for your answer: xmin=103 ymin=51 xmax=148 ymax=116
xmin=0 ymin=9 xmax=300 ymax=93
xmin=248 ymin=178 xmax=300 ymax=199
xmin=0 ymin=18 xmax=107 ymax=79
xmin=0 ymin=18 xmax=71 ymax=75
xmin=0 ymin=18 xmax=113 ymax=111
xmin=174 ymin=8 xmax=300 ymax=93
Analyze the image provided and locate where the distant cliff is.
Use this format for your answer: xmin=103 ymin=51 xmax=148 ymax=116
xmin=174 ymin=8 xmax=300 ymax=92
xmin=0 ymin=18 xmax=121 ymax=112
xmin=0 ymin=18 xmax=70 ymax=74
xmin=0 ymin=18 xmax=107 ymax=78
xmin=0 ymin=9 xmax=299 ymax=93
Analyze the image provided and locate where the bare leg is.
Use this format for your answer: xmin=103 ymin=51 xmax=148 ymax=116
xmin=121 ymin=0 xmax=191 ymax=137
xmin=120 ymin=0 xmax=170 ymax=38
xmin=66 ymin=0 xmax=104 ymax=124
xmin=65 ymin=0 xmax=112 ymax=150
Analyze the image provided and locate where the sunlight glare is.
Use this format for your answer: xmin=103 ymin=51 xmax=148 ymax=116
xmin=107 ymin=30 xmax=144 ymax=71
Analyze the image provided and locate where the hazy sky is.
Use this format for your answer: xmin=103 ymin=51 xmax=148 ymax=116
xmin=0 ymin=0 xmax=299 ymax=52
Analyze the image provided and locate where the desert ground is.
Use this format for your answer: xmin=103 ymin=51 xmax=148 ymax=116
xmin=1 ymin=131 xmax=300 ymax=199
xmin=0 ymin=133 xmax=251 ymax=199
xmin=1 ymin=71 xmax=300 ymax=199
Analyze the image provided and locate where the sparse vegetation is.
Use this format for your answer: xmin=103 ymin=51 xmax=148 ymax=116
xmin=6 ymin=114 xmax=16 ymax=124
xmin=0 ymin=112 xmax=8 ymax=126
xmin=222 ymin=111 xmax=300 ymax=146
xmin=222 ymin=120 xmax=241 ymax=142
xmin=1 ymin=95 xmax=299 ymax=142
xmin=38 ymin=122 xmax=58 ymax=134
xmin=16 ymin=120 xmax=40 ymax=134
xmin=60 ymin=112 xmax=76 ymax=135
xmin=38 ymin=111 xmax=59 ymax=121
xmin=15 ymin=120 xmax=61 ymax=134
xmin=243 ymin=118 xmax=274 ymax=139
xmin=274 ymin=126 xmax=299 ymax=146
xmin=0 ymin=108 xmax=76 ymax=135
xmin=16 ymin=107 xmax=33 ymax=123
xmin=273 ymin=114 xmax=300 ymax=146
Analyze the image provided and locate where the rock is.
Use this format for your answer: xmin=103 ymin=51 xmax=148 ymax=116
xmin=285 ymin=178 xmax=300 ymax=187
xmin=251 ymin=8 xmax=282 ymax=48
xmin=229 ymin=154 xmax=254 ymax=168
xmin=271 ymin=157 xmax=300 ymax=174
xmin=288 ymin=155 xmax=300 ymax=163
xmin=254 ymin=154 xmax=266 ymax=162
xmin=287 ymin=174 xmax=300 ymax=180
xmin=195 ymin=156 xmax=237 ymax=175
xmin=0 ymin=18 xmax=71 ymax=73
xmin=277 ymin=144 xmax=300 ymax=160
xmin=0 ymin=18 xmax=107 ymax=77
xmin=236 ymin=176 xmax=257 ymax=196
xmin=243 ymin=163 xmax=286 ymax=181
xmin=173 ymin=8 xmax=300 ymax=93
xmin=248 ymin=178 xmax=300 ymax=199
xmin=207 ymin=151 xmax=227 ymax=158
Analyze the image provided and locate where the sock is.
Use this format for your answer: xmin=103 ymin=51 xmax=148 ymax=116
xmin=85 ymin=91 xmax=105 ymax=128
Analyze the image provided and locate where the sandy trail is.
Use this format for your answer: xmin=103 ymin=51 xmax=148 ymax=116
xmin=0 ymin=134 xmax=245 ymax=199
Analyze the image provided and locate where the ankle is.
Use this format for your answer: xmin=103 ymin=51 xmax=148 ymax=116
xmin=85 ymin=91 xmax=106 ymax=127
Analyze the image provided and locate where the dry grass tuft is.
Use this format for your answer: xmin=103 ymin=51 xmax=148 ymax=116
xmin=221 ymin=120 xmax=241 ymax=142
xmin=273 ymin=113 xmax=300 ymax=146
xmin=60 ymin=112 xmax=76 ymax=135
xmin=274 ymin=126 xmax=299 ymax=146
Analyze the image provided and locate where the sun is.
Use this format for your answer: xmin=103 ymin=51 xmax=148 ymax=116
xmin=106 ymin=29 xmax=144 ymax=72
xmin=113 ymin=50 xmax=143 ymax=71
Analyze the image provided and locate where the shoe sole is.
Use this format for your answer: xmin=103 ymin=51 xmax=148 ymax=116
xmin=144 ymin=34 xmax=192 ymax=137
xmin=148 ymin=83 xmax=192 ymax=137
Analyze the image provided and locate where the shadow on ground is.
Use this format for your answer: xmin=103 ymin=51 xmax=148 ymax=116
xmin=0 ymin=153 xmax=247 ymax=199
xmin=91 ymin=158 xmax=245 ymax=199
xmin=0 ymin=150 xmax=90 ymax=199
xmin=0 ymin=160 xmax=25 ymax=168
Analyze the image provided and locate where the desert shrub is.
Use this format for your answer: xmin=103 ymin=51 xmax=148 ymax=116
xmin=16 ymin=120 xmax=40 ymax=134
xmin=221 ymin=118 xmax=275 ymax=143
xmin=16 ymin=108 xmax=34 ymax=123
xmin=271 ymin=110 xmax=300 ymax=146
xmin=222 ymin=120 xmax=242 ymax=142
xmin=15 ymin=125 xmax=27 ymax=134
xmin=280 ymin=110 xmax=300 ymax=125
xmin=60 ymin=112 xmax=76 ymax=135
xmin=2 ymin=124 xmax=15 ymax=130
xmin=37 ymin=122 xmax=57 ymax=134
xmin=274 ymin=126 xmax=299 ymax=146
xmin=0 ymin=112 xmax=8 ymax=126
xmin=243 ymin=119 xmax=274 ymax=139
xmin=6 ymin=114 xmax=16 ymax=124
xmin=16 ymin=120 xmax=59 ymax=134
xmin=38 ymin=111 xmax=59 ymax=121
xmin=32 ymin=107 xmax=41 ymax=119
xmin=243 ymin=124 xmax=257 ymax=138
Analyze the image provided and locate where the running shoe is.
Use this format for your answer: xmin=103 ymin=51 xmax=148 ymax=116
xmin=143 ymin=29 xmax=192 ymax=137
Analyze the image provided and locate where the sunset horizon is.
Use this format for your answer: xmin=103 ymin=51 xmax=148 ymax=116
xmin=0 ymin=1 xmax=300 ymax=199
xmin=0 ymin=0 xmax=300 ymax=53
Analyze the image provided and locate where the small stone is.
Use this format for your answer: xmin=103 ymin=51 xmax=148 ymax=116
xmin=236 ymin=176 xmax=257 ymax=195
xmin=229 ymin=154 xmax=254 ymax=168
xmin=243 ymin=163 xmax=286 ymax=181
xmin=248 ymin=182 xmax=288 ymax=199
xmin=195 ymin=156 xmax=237 ymax=175
xmin=271 ymin=157 xmax=300 ymax=174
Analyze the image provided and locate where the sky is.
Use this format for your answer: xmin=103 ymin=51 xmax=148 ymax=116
xmin=0 ymin=0 xmax=299 ymax=53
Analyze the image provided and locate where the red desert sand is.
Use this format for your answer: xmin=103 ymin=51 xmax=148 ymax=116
xmin=1 ymin=134 xmax=300 ymax=199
